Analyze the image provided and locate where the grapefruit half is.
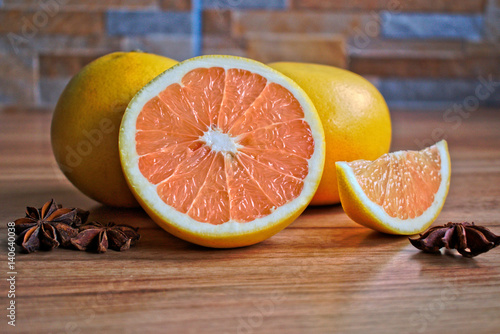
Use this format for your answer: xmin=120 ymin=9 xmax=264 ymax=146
xmin=119 ymin=56 xmax=325 ymax=247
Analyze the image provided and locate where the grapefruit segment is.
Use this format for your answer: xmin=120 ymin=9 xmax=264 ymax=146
xmin=158 ymin=84 xmax=209 ymax=131
xmin=336 ymin=140 xmax=451 ymax=235
xmin=187 ymin=152 xmax=230 ymax=225
xmin=217 ymin=68 xmax=268 ymax=132
xmin=135 ymin=130 xmax=198 ymax=156
xmin=119 ymin=55 xmax=325 ymax=247
xmin=238 ymin=147 xmax=309 ymax=180
xmin=136 ymin=96 xmax=202 ymax=135
xmin=228 ymin=82 xmax=305 ymax=136
xmin=182 ymin=67 xmax=225 ymax=127
xmin=237 ymin=153 xmax=303 ymax=208
xmin=138 ymin=142 xmax=196 ymax=185
xmin=224 ymin=155 xmax=276 ymax=222
xmin=157 ymin=145 xmax=216 ymax=214
xmin=238 ymin=120 xmax=314 ymax=159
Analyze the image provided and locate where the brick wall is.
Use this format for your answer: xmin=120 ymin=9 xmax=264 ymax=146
xmin=0 ymin=0 xmax=499 ymax=109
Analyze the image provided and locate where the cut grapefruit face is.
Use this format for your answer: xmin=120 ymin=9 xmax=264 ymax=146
xmin=119 ymin=56 xmax=325 ymax=247
xmin=336 ymin=140 xmax=451 ymax=235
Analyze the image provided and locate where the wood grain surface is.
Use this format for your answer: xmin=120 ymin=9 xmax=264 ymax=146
xmin=1 ymin=108 xmax=499 ymax=334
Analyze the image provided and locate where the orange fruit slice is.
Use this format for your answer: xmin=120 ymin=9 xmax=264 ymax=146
xmin=336 ymin=140 xmax=451 ymax=235
xmin=119 ymin=56 xmax=325 ymax=248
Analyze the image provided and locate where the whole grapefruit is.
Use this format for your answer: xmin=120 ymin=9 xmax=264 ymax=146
xmin=51 ymin=51 xmax=177 ymax=207
xmin=269 ymin=62 xmax=392 ymax=205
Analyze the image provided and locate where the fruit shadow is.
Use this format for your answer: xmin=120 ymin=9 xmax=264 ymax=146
xmin=409 ymin=249 xmax=481 ymax=268
xmin=88 ymin=204 xmax=153 ymax=228
xmin=88 ymin=204 xmax=257 ymax=254
xmin=352 ymin=230 xmax=408 ymax=248
xmin=300 ymin=203 xmax=410 ymax=250
xmin=406 ymin=249 xmax=500 ymax=301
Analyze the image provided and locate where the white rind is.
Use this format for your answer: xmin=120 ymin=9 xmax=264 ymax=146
xmin=119 ymin=55 xmax=325 ymax=236
xmin=337 ymin=140 xmax=450 ymax=234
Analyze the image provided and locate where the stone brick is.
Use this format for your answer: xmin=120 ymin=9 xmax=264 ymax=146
xmin=39 ymin=76 xmax=71 ymax=106
xmin=202 ymin=0 xmax=287 ymax=10
xmin=291 ymin=0 xmax=486 ymax=13
xmin=378 ymin=78 xmax=500 ymax=105
xmin=247 ymin=34 xmax=347 ymax=68
xmin=484 ymin=0 xmax=500 ymax=44
xmin=203 ymin=35 xmax=245 ymax=49
xmin=39 ymin=54 xmax=103 ymax=78
xmin=202 ymin=35 xmax=247 ymax=56
xmin=121 ymin=34 xmax=192 ymax=60
xmin=381 ymin=13 xmax=484 ymax=41
xmin=202 ymin=47 xmax=247 ymax=57
xmin=160 ymin=0 xmax=190 ymax=11
xmin=464 ymin=41 xmax=500 ymax=57
xmin=348 ymin=39 xmax=500 ymax=80
xmin=0 ymin=51 xmax=38 ymax=106
xmin=2 ymin=0 xmax=159 ymax=10
xmin=106 ymin=10 xmax=191 ymax=35
xmin=203 ymin=10 xmax=231 ymax=35
xmin=232 ymin=11 xmax=374 ymax=37
xmin=0 ymin=10 xmax=105 ymax=36
xmin=0 ymin=34 xmax=122 ymax=54
xmin=348 ymin=39 xmax=464 ymax=58
xmin=349 ymin=56 xmax=500 ymax=79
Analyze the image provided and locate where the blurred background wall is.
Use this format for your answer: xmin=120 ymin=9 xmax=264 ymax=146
xmin=0 ymin=0 xmax=499 ymax=111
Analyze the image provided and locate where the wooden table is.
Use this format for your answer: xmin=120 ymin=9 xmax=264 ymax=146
xmin=1 ymin=108 xmax=499 ymax=334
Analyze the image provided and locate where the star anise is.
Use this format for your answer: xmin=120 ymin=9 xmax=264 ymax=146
xmin=14 ymin=199 xmax=90 ymax=253
xmin=71 ymin=221 xmax=140 ymax=253
xmin=409 ymin=222 xmax=500 ymax=258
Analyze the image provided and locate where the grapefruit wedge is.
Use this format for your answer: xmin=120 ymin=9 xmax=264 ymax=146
xmin=119 ymin=56 xmax=325 ymax=248
xmin=336 ymin=140 xmax=451 ymax=235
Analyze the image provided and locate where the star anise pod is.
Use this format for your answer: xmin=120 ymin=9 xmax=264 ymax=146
xmin=14 ymin=199 xmax=90 ymax=253
xmin=409 ymin=222 xmax=500 ymax=258
xmin=71 ymin=221 xmax=140 ymax=253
